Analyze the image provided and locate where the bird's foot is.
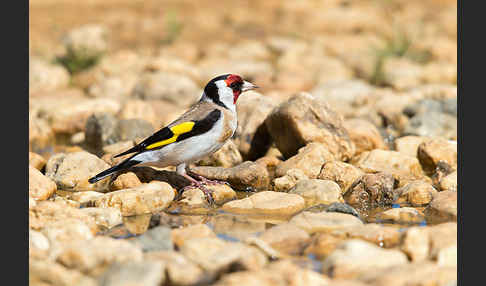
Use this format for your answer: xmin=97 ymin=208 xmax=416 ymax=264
xmin=178 ymin=181 xmax=215 ymax=205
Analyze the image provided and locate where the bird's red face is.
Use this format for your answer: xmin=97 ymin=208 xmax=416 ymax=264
xmin=224 ymin=74 xmax=244 ymax=104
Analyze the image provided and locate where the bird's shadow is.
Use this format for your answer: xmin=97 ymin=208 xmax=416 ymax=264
xmin=112 ymin=166 xmax=191 ymax=190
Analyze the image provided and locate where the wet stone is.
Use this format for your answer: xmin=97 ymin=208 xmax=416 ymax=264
xmin=289 ymin=211 xmax=363 ymax=234
xmin=98 ymin=261 xmax=165 ymax=286
xmin=344 ymin=172 xmax=397 ymax=211
xmin=424 ymin=191 xmax=457 ymax=224
xmin=131 ymin=225 xmax=173 ymax=252
xmin=221 ymin=191 xmax=306 ymax=217
xmin=375 ymin=207 xmax=425 ymax=224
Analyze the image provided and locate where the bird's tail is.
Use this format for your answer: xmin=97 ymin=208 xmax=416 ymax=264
xmin=88 ymin=157 xmax=141 ymax=184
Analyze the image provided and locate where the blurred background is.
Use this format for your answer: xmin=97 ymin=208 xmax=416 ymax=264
xmin=29 ymin=0 xmax=457 ymax=155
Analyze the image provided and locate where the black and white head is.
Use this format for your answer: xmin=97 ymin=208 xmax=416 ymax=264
xmin=201 ymin=74 xmax=258 ymax=111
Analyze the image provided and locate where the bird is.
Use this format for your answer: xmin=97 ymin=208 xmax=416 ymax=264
xmin=88 ymin=74 xmax=258 ymax=203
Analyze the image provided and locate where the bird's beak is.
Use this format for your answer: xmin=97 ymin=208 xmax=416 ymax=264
xmin=241 ymin=81 xmax=259 ymax=92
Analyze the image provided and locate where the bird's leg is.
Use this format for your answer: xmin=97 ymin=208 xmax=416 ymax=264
xmin=176 ymin=164 xmax=215 ymax=204
xmin=186 ymin=169 xmax=230 ymax=186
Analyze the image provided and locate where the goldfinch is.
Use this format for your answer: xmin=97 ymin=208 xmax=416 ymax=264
xmin=88 ymin=74 xmax=258 ymax=202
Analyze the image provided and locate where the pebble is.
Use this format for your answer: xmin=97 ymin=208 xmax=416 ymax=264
xmin=275 ymin=143 xmax=335 ymax=179
xmin=289 ymin=211 xmax=363 ymax=234
xmin=222 ymin=191 xmax=306 ymax=216
xmin=93 ymin=182 xmax=176 ymax=216
xmin=45 ymin=151 xmax=112 ymax=192
xmin=29 ymin=166 xmax=56 ymax=201
xmin=375 ymin=207 xmax=425 ymax=224
xmin=288 ymin=179 xmax=343 ymax=207
xmin=424 ymin=191 xmax=457 ymax=223
xmin=321 ymin=239 xmax=408 ymax=279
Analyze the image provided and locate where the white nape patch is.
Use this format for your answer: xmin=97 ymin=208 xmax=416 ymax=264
xmin=215 ymin=80 xmax=236 ymax=112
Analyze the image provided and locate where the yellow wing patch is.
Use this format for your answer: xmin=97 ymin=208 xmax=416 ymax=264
xmin=145 ymin=122 xmax=195 ymax=150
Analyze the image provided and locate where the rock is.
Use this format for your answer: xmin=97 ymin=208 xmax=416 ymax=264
xmin=214 ymin=259 xmax=330 ymax=286
xmin=68 ymin=191 xmax=105 ymax=204
xmin=29 ymin=58 xmax=70 ymax=94
xmin=114 ymin=119 xmax=154 ymax=143
xmin=318 ymin=161 xmax=364 ymax=194
xmin=30 ymin=90 xmax=121 ymax=134
xmin=394 ymin=135 xmax=430 ymax=157
xmin=417 ymin=138 xmax=457 ymax=175
xmin=209 ymin=214 xmax=267 ymax=242
xmin=304 ymin=233 xmax=345 ymax=260
xmin=334 ymin=223 xmax=402 ymax=248
xmin=395 ymin=180 xmax=438 ymax=206
xmin=93 ymin=182 xmax=176 ymax=216
xmin=359 ymin=262 xmax=457 ymax=286
xmin=132 ymin=72 xmax=200 ymax=107
xmin=325 ymin=202 xmax=361 ymax=218
xmin=177 ymin=184 xmax=237 ymax=210
xmin=222 ymin=191 xmax=305 ymax=216
xmin=30 ymin=230 xmax=50 ymax=259
xmin=190 ymin=161 xmax=270 ymax=191
xmin=29 ymin=260 xmax=97 ymax=286
xmin=258 ymin=223 xmax=310 ymax=255
xmin=272 ymin=169 xmax=309 ymax=192
xmin=144 ymin=250 xmax=205 ymax=286
xmin=401 ymin=222 xmax=457 ymax=263
xmin=131 ymin=226 xmax=173 ymax=252
xmin=403 ymin=111 xmax=457 ymax=140
xmin=29 ymin=115 xmax=54 ymax=151
xmin=376 ymin=207 xmax=425 ymax=224
xmin=29 ymin=166 xmax=56 ymax=201
xmin=353 ymin=149 xmax=425 ymax=186
xmin=78 ymin=207 xmax=122 ymax=230
xmin=427 ymin=222 xmax=457 ymax=262
xmin=62 ymin=24 xmax=108 ymax=58
xmin=84 ymin=113 xmax=118 ymax=153
xmin=179 ymin=237 xmax=267 ymax=278
xmin=382 ymin=58 xmax=424 ymax=90
xmin=343 ymin=119 xmax=387 ymax=155
xmin=265 ymin=92 xmax=355 ymax=160
xmin=29 ymin=201 xmax=98 ymax=234
xmin=437 ymin=244 xmax=457 ymax=267
xmin=122 ymin=214 xmax=152 ymax=235
xmin=171 ymin=224 xmax=216 ymax=248
xmin=321 ymin=239 xmax=408 ymax=279
xmin=29 ymin=152 xmax=46 ymax=171
xmin=288 ymin=179 xmax=343 ymax=207
xmin=98 ymin=261 xmax=165 ymax=286
xmin=233 ymin=91 xmax=276 ymax=160
xmin=275 ymin=143 xmax=335 ymax=179
xmin=109 ymin=172 xmax=142 ymax=191
xmin=400 ymin=226 xmax=430 ymax=262
xmin=197 ymin=140 xmax=243 ymax=168
xmin=344 ymin=173 xmax=396 ymax=210
xmin=439 ymin=171 xmax=457 ymax=192
xmin=424 ymin=191 xmax=457 ymax=223
xmin=40 ymin=217 xmax=95 ymax=249
xmin=56 ymin=236 xmax=143 ymax=276
xmin=289 ymin=211 xmax=363 ymax=234
xmin=45 ymin=151 xmax=112 ymax=192
xmin=85 ymin=114 xmax=154 ymax=154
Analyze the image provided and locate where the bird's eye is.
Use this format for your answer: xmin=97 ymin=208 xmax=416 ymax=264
xmin=230 ymin=82 xmax=240 ymax=89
